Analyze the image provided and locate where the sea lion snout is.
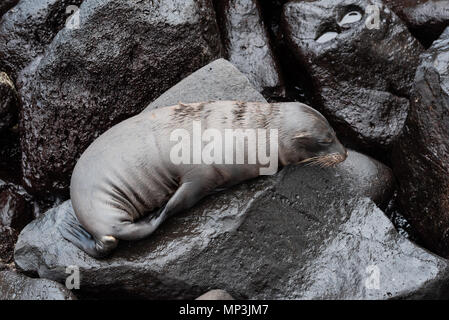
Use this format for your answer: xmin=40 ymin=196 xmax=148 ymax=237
xmin=329 ymin=138 xmax=348 ymax=163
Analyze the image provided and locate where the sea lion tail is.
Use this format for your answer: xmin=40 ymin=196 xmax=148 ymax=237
xmin=58 ymin=206 xmax=117 ymax=258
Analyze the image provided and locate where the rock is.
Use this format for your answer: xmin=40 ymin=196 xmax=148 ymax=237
xmin=0 ymin=0 xmax=84 ymax=79
xmin=0 ymin=72 xmax=19 ymax=132
xmin=19 ymin=0 xmax=222 ymax=196
xmin=0 ymin=0 xmax=18 ymax=18
xmin=16 ymin=151 xmax=449 ymax=300
xmin=196 ymin=289 xmax=234 ymax=300
xmin=281 ymin=0 xmax=423 ymax=152
xmin=384 ymin=0 xmax=449 ymax=48
xmin=145 ymin=58 xmax=266 ymax=111
xmin=213 ymin=0 xmax=284 ymax=98
xmin=0 ymin=129 xmax=21 ymax=184
xmin=0 ymin=225 xmax=17 ymax=264
xmin=393 ymin=27 xmax=449 ymax=258
xmin=0 ymin=270 xmax=76 ymax=300
xmin=0 ymin=181 xmax=33 ymax=231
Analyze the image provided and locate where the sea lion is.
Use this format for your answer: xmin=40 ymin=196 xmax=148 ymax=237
xmin=59 ymin=101 xmax=347 ymax=258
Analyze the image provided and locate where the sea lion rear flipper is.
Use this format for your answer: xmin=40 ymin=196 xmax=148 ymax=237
xmin=58 ymin=208 xmax=117 ymax=258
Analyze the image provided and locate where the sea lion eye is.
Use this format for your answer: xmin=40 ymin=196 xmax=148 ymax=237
xmin=318 ymin=139 xmax=332 ymax=145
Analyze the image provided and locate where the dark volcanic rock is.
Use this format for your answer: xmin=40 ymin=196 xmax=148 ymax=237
xmin=0 ymin=0 xmax=84 ymax=79
xmin=213 ymin=0 xmax=284 ymax=97
xmin=15 ymin=151 xmax=449 ymax=300
xmin=0 ymin=72 xmax=19 ymax=132
xmin=145 ymin=58 xmax=266 ymax=111
xmin=393 ymin=27 xmax=449 ymax=258
xmin=384 ymin=0 xmax=449 ymax=48
xmin=0 ymin=225 xmax=17 ymax=264
xmin=282 ymin=0 xmax=423 ymax=152
xmin=0 ymin=180 xmax=33 ymax=231
xmin=0 ymin=270 xmax=76 ymax=300
xmin=0 ymin=129 xmax=21 ymax=184
xmin=19 ymin=0 xmax=222 ymax=196
xmin=0 ymin=0 xmax=18 ymax=18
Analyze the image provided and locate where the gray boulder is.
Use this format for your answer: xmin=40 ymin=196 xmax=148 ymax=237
xmin=19 ymin=0 xmax=222 ymax=196
xmin=384 ymin=0 xmax=449 ymax=48
xmin=282 ymin=0 xmax=423 ymax=152
xmin=0 ymin=0 xmax=84 ymax=79
xmin=393 ymin=27 xmax=449 ymax=258
xmin=144 ymin=58 xmax=266 ymax=112
xmin=15 ymin=150 xmax=448 ymax=299
xmin=0 ymin=270 xmax=76 ymax=300
xmin=213 ymin=0 xmax=284 ymax=98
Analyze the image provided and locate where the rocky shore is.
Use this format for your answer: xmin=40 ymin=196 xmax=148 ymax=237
xmin=0 ymin=0 xmax=448 ymax=300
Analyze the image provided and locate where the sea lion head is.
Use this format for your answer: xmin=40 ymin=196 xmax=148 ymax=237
xmin=278 ymin=103 xmax=347 ymax=167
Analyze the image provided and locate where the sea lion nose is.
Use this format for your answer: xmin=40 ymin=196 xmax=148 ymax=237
xmin=334 ymin=139 xmax=347 ymax=162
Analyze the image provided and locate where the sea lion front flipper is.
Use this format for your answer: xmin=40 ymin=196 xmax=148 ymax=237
xmin=58 ymin=208 xmax=118 ymax=258
xmin=113 ymin=176 xmax=215 ymax=241
xmin=157 ymin=179 xmax=211 ymax=220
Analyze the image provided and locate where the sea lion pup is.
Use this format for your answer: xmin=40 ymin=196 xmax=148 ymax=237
xmin=59 ymin=101 xmax=347 ymax=258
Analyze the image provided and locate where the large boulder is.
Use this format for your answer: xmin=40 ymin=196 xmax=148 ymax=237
xmin=0 ymin=270 xmax=76 ymax=300
xmin=19 ymin=0 xmax=222 ymax=196
xmin=393 ymin=27 xmax=449 ymax=258
xmin=281 ymin=0 xmax=423 ymax=152
xmin=0 ymin=72 xmax=19 ymax=132
xmin=384 ymin=0 xmax=449 ymax=48
xmin=0 ymin=0 xmax=84 ymax=79
xmin=213 ymin=0 xmax=284 ymax=98
xmin=15 ymin=150 xmax=449 ymax=299
xmin=145 ymin=58 xmax=266 ymax=111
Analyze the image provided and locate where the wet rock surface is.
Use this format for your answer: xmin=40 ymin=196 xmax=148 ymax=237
xmin=0 ymin=225 xmax=17 ymax=264
xmin=0 ymin=270 xmax=76 ymax=300
xmin=16 ymin=151 xmax=448 ymax=300
xmin=0 ymin=0 xmax=447 ymax=301
xmin=393 ymin=27 xmax=449 ymax=258
xmin=282 ymin=0 xmax=423 ymax=153
xmin=0 ymin=0 xmax=84 ymax=79
xmin=0 ymin=180 xmax=33 ymax=231
xmin=0 ymin=72 xmax=19 ymax=132
xmin=384 ymin=0 xmax=449 ymax=48
xmin=0 ymin=0 xmax=18 ymax=18
xmin=18 ymin=0 xmax=222 ymax=196
xmin=0 ymin=179 xmax=33 ymax=265
xmin=0 ymin=129 xmax=21 ymax=184
xmin=213 ymin=0 xmax=284 ymax=98
xmin=145 ymin=58 xmax=266 ymax=111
